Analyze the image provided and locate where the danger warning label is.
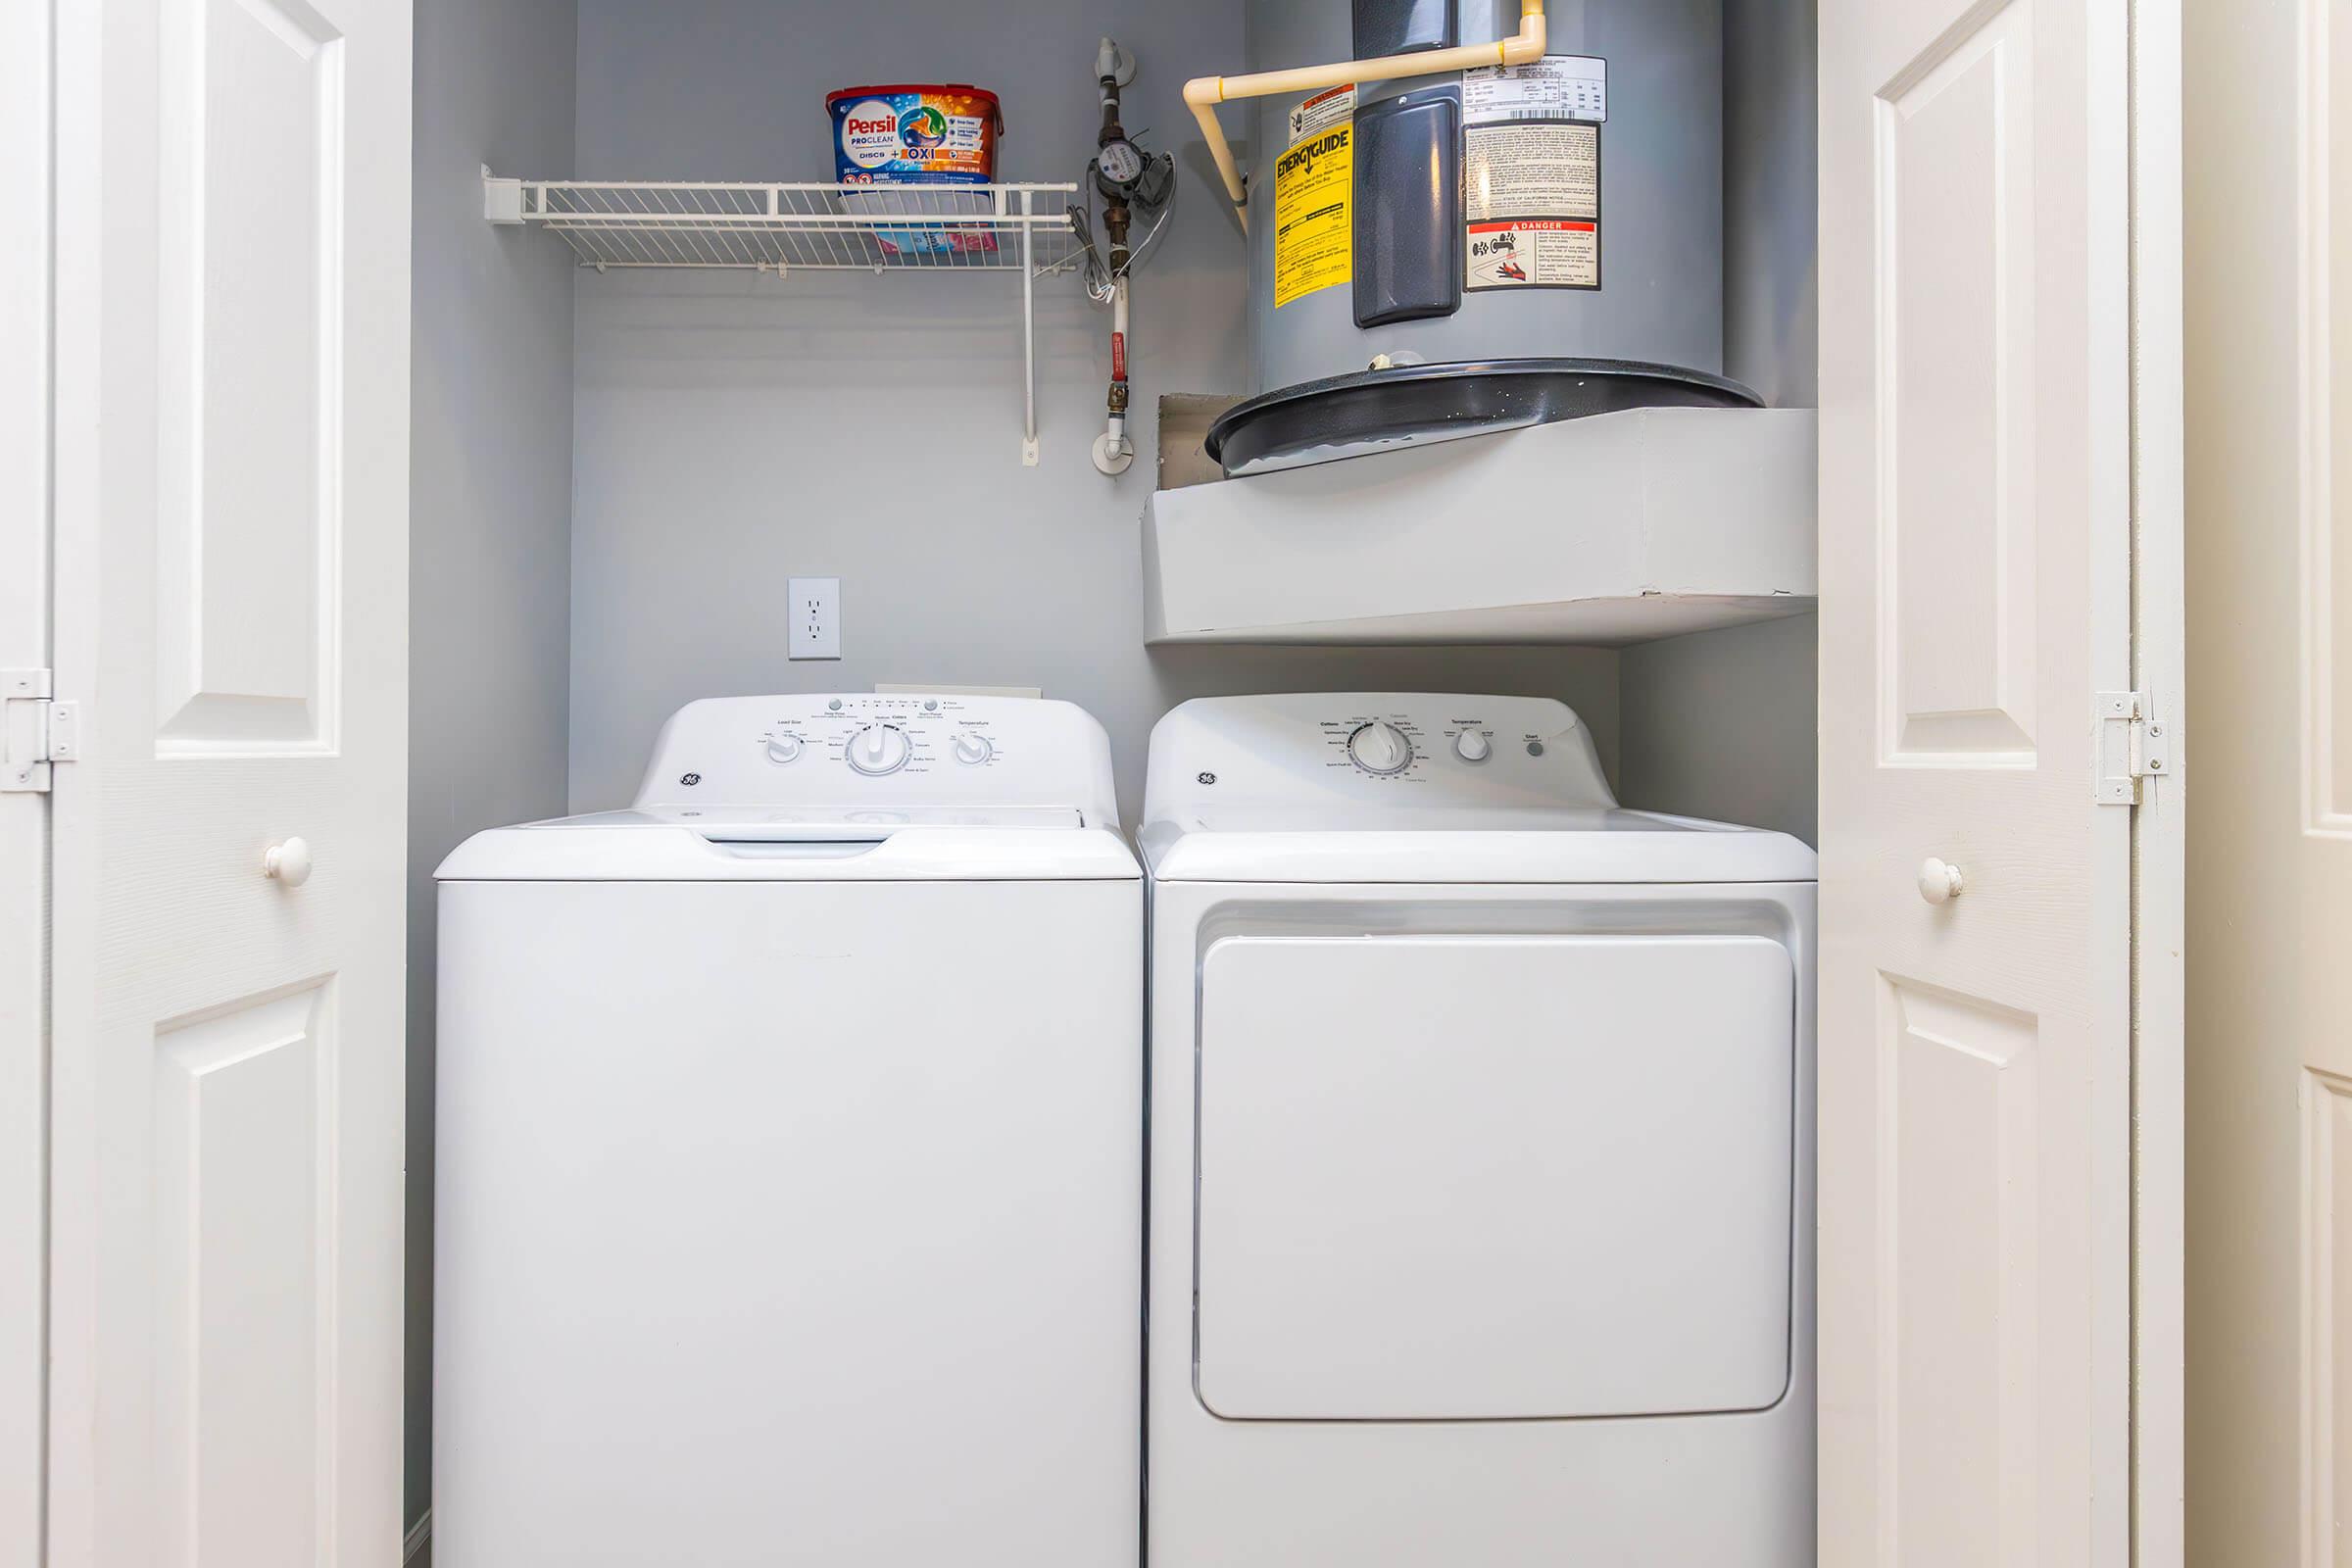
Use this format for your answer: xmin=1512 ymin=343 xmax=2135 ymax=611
xmin=1273 ymin=86 xmax=1354 ymax=309
xmin=1466 ymin=220 xmax=1598 ymax=290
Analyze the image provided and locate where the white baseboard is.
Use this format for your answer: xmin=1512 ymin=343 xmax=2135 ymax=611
xmin=403 ymin=1508 xmax=431 ymax=1563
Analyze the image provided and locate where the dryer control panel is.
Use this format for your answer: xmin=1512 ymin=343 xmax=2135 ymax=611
xmin=1143 ymin=693 xmax=1616 ymax=822
xmin=632 ymin=694 xmax=1123 ymax=828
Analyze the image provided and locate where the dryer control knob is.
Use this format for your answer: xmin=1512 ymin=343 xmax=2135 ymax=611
xmin=952 ymin=731 xmax=993 ymax=765
xmin=845 ymin=723 xmax=910 ymax=776
xmin=765 ymin=734 xmax=804 ymax=764
xmin=1453 ymin=730 xmax=1493 ymax=762
xmin=1347 ymin=721 xmax=1414 ymax=775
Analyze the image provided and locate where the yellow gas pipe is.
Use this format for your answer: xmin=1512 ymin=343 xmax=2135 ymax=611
xmin=1182 ymin=0 xmax=1548 ymax=233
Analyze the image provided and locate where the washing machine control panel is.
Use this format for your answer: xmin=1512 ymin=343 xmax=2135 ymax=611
xmin=752 ymin=697 xmax=1010 ymax=780
xmin=632 ymin=694 xmax=1122 ymax=826
xmin=1144 ymin=693 xmax=1618 ymax=817
xmin=1306 ymin=706 xmax=1517 ymax=787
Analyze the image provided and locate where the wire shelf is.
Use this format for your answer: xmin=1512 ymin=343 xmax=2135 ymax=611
xmin=481 ymin=172 xmax=1087 ymax=464
xmin=486 ymin=175 xmax=1085 ymax=275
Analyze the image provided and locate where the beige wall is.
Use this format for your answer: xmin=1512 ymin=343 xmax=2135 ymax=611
xmin=2184 ymin=0 xmax=2327 ymax=1558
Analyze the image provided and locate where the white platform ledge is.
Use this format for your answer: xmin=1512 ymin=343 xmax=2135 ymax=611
xmin=1144 ymin=408 xmax=1817 ymax=647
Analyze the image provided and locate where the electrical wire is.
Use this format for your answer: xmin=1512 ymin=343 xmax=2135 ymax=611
xmin=1078 ymin=157 xmax=1179 ymax=303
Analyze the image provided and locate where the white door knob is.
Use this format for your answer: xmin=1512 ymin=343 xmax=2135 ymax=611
xmin=264 ymin=837 xmax=313 ymax=888
xmin=1918 ymin=857 xmax=1964 ymax=905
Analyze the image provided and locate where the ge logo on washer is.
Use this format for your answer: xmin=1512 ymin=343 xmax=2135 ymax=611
xmin=1198 ymin=771 xmax=1217 ymax=786
xmin=679 ymin=772 xmax=702 ymax=786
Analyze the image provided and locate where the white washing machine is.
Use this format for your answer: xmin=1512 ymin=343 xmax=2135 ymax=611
xmin=434 ymin=694 xmax=1141 ymax=1567
xmin=1141 ymin=694 xmax=1815 ymax=1566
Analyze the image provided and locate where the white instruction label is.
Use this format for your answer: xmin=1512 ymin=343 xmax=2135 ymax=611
xmin=1464 ymin=122 xmax=1599 ymax=223
xmin=1461 ymin=54 xmax=1607 ymax=124
xmin=1285 ymin=83 xmax=1356 ymax=142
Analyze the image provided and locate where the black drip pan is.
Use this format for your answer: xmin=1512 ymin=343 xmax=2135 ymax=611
xmin=1205 ymin=358 xmax=1763 ymax=474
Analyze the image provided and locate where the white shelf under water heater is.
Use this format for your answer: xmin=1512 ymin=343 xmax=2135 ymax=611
xmin=1144 ymin=407 xmax=1818 ymax=646
xmin=481 ymin=171 xmax=1085 ymax=463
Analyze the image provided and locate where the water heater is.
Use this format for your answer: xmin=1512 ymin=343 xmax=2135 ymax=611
xmin=1209 ymin=0 xmax=1753 ymax=473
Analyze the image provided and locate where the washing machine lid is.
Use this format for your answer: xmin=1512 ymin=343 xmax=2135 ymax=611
xmin=436 ymin=808 xmax=1138 ymax=882
xmin=581 ymin=804 xmax=1086 ymax=837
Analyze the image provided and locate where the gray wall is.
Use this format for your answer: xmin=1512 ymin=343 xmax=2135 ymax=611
xmin=1618 ymin=613 xmax=1817 ymax=845
xmin=1628 ymin=0 xmax=1817 ymax=844
xmin=564 ymin=0 xmax=1621 ymax=821
xmin=407 ymin=0 xmax=578 ymax=1538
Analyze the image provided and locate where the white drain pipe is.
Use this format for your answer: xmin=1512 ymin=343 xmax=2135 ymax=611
xmin=1182 ymin=0 xmax=1548 ymax=232
xmin=1093 ymin=276 xmax=1134 ymax=475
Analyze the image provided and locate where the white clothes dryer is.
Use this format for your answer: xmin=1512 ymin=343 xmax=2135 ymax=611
xmin=434 ymin=695 xmax=1141 ymax=1567
xmin=1142 ymin=694 xmax=1815 ymax=1567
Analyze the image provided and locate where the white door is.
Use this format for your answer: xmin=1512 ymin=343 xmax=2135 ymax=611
xmin=1817 ymin=0 xmax=2135 ymax=1562
xmin=44 ymin=0 xmax=413 ymax=1562
xmin=1 ymin=1 xmax=56 ymax=1561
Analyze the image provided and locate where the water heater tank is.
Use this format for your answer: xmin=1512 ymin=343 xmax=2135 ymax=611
xmin=1210 ymin=0 xmax=1754 ymax=474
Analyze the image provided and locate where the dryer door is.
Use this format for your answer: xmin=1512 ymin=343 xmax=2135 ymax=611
xmin=1194 ymin=933 xmax=1793 ymax=1421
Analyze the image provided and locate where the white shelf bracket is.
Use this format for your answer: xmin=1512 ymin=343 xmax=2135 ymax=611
xmin=481 ymin=165 xmax=524 ymax=224
xmin=1020 ymin=188 xmax=1040 ymax=466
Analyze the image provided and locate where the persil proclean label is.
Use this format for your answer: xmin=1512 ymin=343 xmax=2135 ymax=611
xmin=827 ymin=84 xmax=1003 ymax=186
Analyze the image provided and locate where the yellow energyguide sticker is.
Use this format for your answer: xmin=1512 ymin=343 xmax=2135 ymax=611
xmin=1272 ymin=98 xmax=1353 ymax=309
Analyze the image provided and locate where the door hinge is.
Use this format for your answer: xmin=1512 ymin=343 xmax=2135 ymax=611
xmin=2094 ymin=689 xmax=2171 ymax=807
xmin=3 ymin=669 xmax=77 ymax=794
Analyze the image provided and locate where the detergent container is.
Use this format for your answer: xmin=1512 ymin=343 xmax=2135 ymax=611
xmin=828 ymin=83 xmax=1004 ymax=256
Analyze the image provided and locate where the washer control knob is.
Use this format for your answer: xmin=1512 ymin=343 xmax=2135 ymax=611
xmin=845 ymin=723 xmax=910 ymax=775
xmin=1347 ymin=721 xmax=1414 ymax=776
xmin=952 ymin=730 xmax=993 ymax=765
xmin=1453 ymin=730 xmax=1493 ymax=762
xmin=765 ymin=734 xmax=804 ymax=764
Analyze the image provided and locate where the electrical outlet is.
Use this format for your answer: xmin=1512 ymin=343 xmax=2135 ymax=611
xmin=788 ymin=577 xmax=841 ymax=660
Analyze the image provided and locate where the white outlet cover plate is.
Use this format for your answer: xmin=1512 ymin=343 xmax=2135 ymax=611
xmin=788 ymin=577 xmax=841 ymax=660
